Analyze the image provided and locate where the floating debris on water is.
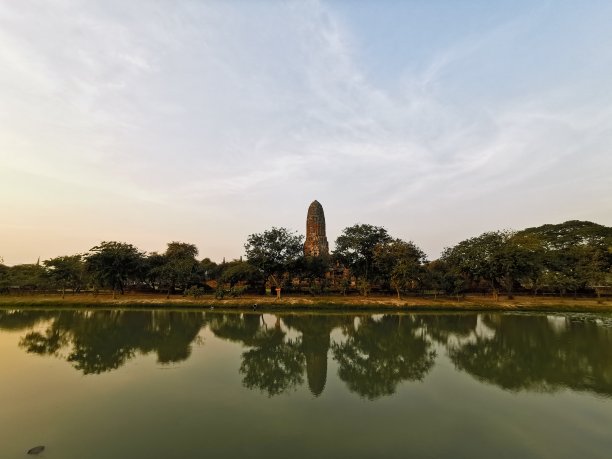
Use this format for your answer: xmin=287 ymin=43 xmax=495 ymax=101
xmin=27 ymin=445 xmax=45 ymax=455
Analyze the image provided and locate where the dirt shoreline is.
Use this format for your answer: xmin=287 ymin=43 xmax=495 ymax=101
xmin=1 ymin=294 xmax=611 ymax=313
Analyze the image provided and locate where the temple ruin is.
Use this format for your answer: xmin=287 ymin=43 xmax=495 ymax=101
xmin=304 ymin=200 xmax=329 ymax=258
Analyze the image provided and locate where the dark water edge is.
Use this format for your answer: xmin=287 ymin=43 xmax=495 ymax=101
xmin=1 ymin=308 xmax=611 ymax=459
xmin=2 ymin=299 xmax=612 ymax=313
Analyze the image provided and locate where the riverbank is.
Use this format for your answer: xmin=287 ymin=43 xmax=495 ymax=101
xmin=1 ymin=293 xmax=611 ymax=312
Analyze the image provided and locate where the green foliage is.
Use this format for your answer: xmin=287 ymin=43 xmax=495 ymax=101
xmin=166 ymin=241 xmax=198 ymax=259
xmin=293 ymin=255 xmax=330 ymax=294
xmin=219 ymin=260 xmax=262 ymax=288
xmin=229 ymin=286 xmax=246 ymax=297
xmin=308 ymin=278 xmax=330 ymax=296
xmin=442 ymin=231 xmax=535 ymax=299
xmin=43 ymin=255 xmax=85 ymax=297
xmin=518 ymin=220 xmax=612 ymax=251
xmin=185 ymin=286 xmax=206 ymax=299
xmin=0 ymin=262 xmax=10 ymax=293
xmin=244 ymin=227 xmax=304 ymax=290
xmin=424 ymin=260 xmax=465 ymax=298
xmin=214 ymin=283 xmax=225 ymax=299
xmin=4 ymin=263 xmax=49 ymax=292
xmin=152 ymin=242 xmax=202 ymax=296
xmin=439 ymin=222 xmax=612 ymax=298
xmin=339 ymin=277 xmax=351 ymax=296
xmin=85 ymin=241 xmax=145 ymax=297
xmin=516 ymin=221 xmax=612 ymax=296
xmin=298 ymin=256 xmax=329 ymax=281
xmin=142 ymin=252 xmax=167 ymax=288
xmin=2 ymin=218 xmax=611 ymax=299
xmin=334 ymin=224 xmax=391 ymax=291
xmin=200 ymin=257 xmax=220 ymax=282
xmin=374 ymin=239 xmax=427 ymax=298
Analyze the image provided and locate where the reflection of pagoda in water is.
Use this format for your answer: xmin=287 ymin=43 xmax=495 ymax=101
xmin=302 ymin=328 xmax=330 ymax=396
xmin=283 ymin=315 xmax=346 ymax=397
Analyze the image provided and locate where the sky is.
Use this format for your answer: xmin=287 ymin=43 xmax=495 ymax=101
xmin=1 ymin=0 xmax=611 ymax=265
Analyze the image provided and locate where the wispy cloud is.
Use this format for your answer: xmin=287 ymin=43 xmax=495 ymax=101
xmin=0 ymin=0 xmax=611 ymax=263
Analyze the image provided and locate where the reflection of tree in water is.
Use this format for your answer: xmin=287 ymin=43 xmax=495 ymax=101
xmin=239 ymin=324 xmax=304 ymax=397
xmin=446 ymin=314 xmax=612 ymax=396
xmin=0 ymin=310 xmax=57 ymax=331
xmin=208 ymin=313 xmax=262 ymax=346
xmin=209 ymin=313 xmax=304 ymax=397
xmin=419 ymin=314 xmax=477 ymax=345
xmin=282 ymin=314 xmax=351 ymax=397
xmin=209 ymin=313 xmax=348 ymax=397
xmin=332 ymin=315 xmax=436 ymax=400
xmin=10 ymin=308 xmax=612 ymax=398
xmin=18 ymin=310 xmax=206 ymax=374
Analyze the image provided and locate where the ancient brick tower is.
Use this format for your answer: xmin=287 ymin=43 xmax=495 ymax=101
xmin=304 ymin=200 xmax=329 ymax=257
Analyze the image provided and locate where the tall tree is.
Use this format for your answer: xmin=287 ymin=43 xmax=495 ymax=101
xmin=516 ymin=220 xmax=612 ymax=296
xmin=423 ymin=260 xmax=466 ymax=299
xmin=85 ymin=242 xmax=144 ymax=298
xmin=43 ymin=255 xmax=85 ymax=298
xmin=442 ymin=231 xmax=534 ymax=300
xmin=244 ymin=227 xmax=304 ymax=297
xmin=374 ymin=239 xmax=427 ymax=299
xmin=333 ymin=224 xmax=391 ymax=295
xmin=152 ymin=242 xmax=201 ymax=297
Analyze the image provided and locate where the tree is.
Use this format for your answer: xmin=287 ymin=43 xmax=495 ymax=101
xmin=333 ymin=224 xmax=391 ymax=295
xmin=442 ymin=231 xmax=534 ymax=300
xmin=152 ymin=242 xmax=201 ymax=298
xmin=5 ymin=263 xmax=48 ymax=293
xmin=424 ymin=260 xmax=456 ymax=299
xmin=200 ymin=258 xmax=220 ymax=283
xmin=0 ymin=260 xmax=10 ymax=293
xmin=142 ymin=252 xmax=168 ymax=289
xmin=85 ymin=242 xmax=144 ymax=298
xmin=43 ymin=255 xmax=85 ymax=298
xmin=219 ymin=260 xmax=262 ymax=289
xmin=374 ymin=239 xmax=427 ymax=299
xmin=294 ymin=255 xmax=330 ymax=295
xmin=244 ymin=227 xmax=304 ymax=297
xmin=516 ymin=221 xmax=612 ymax=296
xmin=576 ymin=246 xmax=610 ymax=298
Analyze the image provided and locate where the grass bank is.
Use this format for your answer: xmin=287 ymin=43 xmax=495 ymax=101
xmin=1 ymin=293 xmax=611 ymax=313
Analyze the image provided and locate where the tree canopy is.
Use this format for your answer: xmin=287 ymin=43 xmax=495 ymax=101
xmin=85 ymin=242 xmax=145 ymax=298
xmin=333 ymin=224 xmax=391 ymax=292
xmin=244 ymin=227 xmax=304 ymax=294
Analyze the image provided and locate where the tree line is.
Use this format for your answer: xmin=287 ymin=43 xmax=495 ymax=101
xmin=0 ymin=220 xmax=610 ymax=299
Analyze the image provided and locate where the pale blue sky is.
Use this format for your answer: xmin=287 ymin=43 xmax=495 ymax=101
xmin=1 ymin=0 xmax=611 ymax=265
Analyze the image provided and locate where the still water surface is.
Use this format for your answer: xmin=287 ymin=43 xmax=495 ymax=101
xmin=0 ymin=308 xmax=611 ymax=458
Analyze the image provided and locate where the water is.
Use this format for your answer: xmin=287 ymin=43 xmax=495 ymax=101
xmin=1 ymin=308 xmax=611 ymax=458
